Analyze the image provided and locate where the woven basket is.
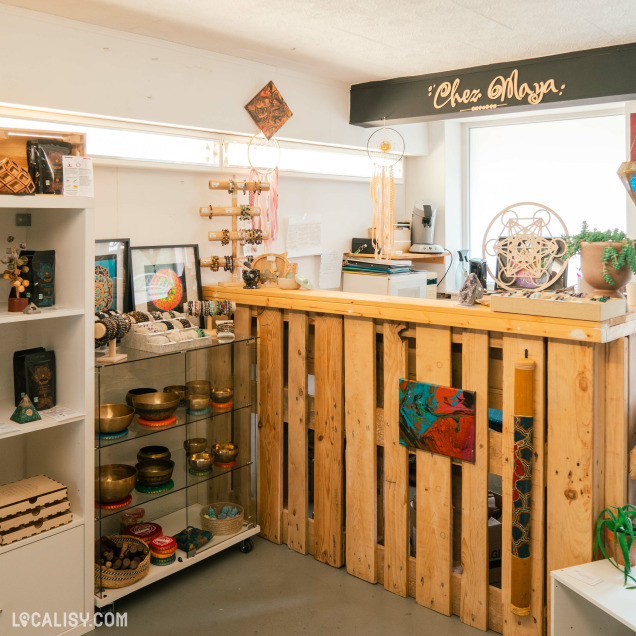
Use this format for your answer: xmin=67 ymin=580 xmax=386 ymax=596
xmin=199 ymin=502 xmax=244 ymax=535
xmin=95 ymin=535 xmax=151 ymax=589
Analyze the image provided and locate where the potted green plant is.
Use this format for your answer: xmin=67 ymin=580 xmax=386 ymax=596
xmin=595 ymin=505 xmax=636 ymax=587
xmin=564 ymin=223 xmax=636 ymax=297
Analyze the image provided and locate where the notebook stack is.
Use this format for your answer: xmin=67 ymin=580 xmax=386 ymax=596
xmin=342 ymin=256 xmax=412 ymax=275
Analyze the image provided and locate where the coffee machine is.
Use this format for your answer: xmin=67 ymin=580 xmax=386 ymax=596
xmin=409 ymin=201 xmax=444 ymax=254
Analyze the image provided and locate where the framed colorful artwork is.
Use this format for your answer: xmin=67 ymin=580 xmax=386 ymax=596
xmin=95 ymin=239 xmax=131 ymax=313
xmin=130 ymin=244 xmax=201 ymax=315
xmin=398 ymin=379 xmax=476 ymax=462
xmin=244 ymin=81 xmax=293 ymax=140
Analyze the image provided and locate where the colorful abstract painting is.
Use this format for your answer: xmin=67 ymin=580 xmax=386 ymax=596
xmin=143 ymin=263 xmax=186 ymax=312
xmin=245 ymin=81 xmax=293 ymax=140
xmin=398 ymin=379 xmax=476 ymax=462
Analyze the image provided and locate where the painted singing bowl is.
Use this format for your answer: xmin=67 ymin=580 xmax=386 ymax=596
xmin=186 ymin=380 xmax=211 ymax=397
xmin=95 ymin=464 xmax=137 ymax=503
xmin=163 ymin=385 xmax=187 ymax=403
xmin=131 ymin=392 xmax=180 ymax=421
xmin=95 ymin=404 xmax=134 ymax=434
xmin=213 ymin=443 xmax=239 ymax=464
xmin=125 ymin=387 xmax=158 ymax=408
xmin=187 ymin=394 xmax=210 ymax=412
xmin=188 ymin=451 xmax=214 ymax=472
xmin=135 ymin=459 xmax=175 ymax=486
xmin=184 ymin=438 xmax=207 ymax=454
xmin=210 ymin=387 xmax=233 ymax=404
xmin=137 ymin=445 xmax=171 ymax=462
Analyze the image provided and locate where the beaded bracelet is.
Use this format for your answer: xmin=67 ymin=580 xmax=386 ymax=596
xmin=160 ymin=320 xmax=175 ymax=330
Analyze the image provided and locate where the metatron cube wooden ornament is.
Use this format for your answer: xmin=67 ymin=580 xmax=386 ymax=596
xmin=245 ymin=81 xmax=293 ymax=140
xmin=617 ymin=162 xmax=636 ymax=207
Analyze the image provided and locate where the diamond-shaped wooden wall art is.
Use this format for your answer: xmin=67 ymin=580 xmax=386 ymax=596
xmin=245 ymin=81 xmax=293 ymax=140
xmin=618 ymin=162 xmax=636 ymax=207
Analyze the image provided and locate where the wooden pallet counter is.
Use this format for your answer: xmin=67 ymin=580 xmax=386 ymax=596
xmin=203 ymin=285 xmax=636 ymax=635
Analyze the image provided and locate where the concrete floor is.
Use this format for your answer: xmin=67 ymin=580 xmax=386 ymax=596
xmin=103 ymin=537 xmax=495 ymax=635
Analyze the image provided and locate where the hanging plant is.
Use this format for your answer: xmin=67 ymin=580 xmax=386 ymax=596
xmin=595 ymin=505 xmax=636 ymax=587
xmin=564 ymin=222 xmax=636 ymax=286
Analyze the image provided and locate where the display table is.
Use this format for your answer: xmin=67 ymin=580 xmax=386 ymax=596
xmin=203 ymin=285 xmax=636 ymax=636
xmin=551 ymin=560 xmax=636 ymax=635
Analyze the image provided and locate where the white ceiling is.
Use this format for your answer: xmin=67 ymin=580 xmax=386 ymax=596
xmin=2 ymin=0 xmax=636 ymax=83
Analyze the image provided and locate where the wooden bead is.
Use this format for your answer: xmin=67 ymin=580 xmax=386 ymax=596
xmin=17 ymin=286 xmax=25 ymax=293
xmin=22 ymin=280 xmax=29 ymax=287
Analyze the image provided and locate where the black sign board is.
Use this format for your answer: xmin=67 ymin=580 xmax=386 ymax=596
xmin=350 ymin=44 xmax=636 ymax=126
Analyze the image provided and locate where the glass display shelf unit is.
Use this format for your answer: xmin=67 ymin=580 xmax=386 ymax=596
xmin=95 ymin=335 xmax=258 ymax=604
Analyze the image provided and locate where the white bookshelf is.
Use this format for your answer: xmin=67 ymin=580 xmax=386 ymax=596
xmin=0 ymin=195 xmax=93 ymax=636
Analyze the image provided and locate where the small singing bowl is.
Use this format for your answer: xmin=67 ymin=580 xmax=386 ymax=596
xmin=213 ymin=443 xmax=239 ymax=464
xmin=210 ymin=387 xmax=233 ymax=404
xmin=186 ymin=380 xmax=211 ymax=397
xmin=137 ymin=445 xmax=171 ymax=462
xmin=164 ymin=385 xmax=186 ymax=403
xmin=135 ymin=459 xmax=175 ymax=486
xmin=188 ymin=451 xmax=214 ymax=473
xmin=132 ymin=392 xmax=180 ymax=421
xmin=95 ymin=464 xmax=137 ymax=504
xmin=95 ymin=404 xmax=134 ymax=434
xmin=184 ymin=438 xmax=207 ymax=454
xmin=277 ymin=276 xmax=300 ymax=290
xmin=187 ymin=394 xmax=210 ymax=412
xmin=126 ymin=387 xmax=158 ymax=408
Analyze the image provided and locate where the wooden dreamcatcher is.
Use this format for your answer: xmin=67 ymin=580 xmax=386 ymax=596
xmin=368 ymin=120 xmax=404 ymax=260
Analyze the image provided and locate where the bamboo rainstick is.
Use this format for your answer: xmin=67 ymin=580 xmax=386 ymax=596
xmin=510 ymin=356 xmax=535 ymax=616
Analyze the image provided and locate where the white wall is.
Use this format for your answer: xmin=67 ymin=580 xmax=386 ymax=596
xmin=94 ymin=164 xmax=404 ymax=287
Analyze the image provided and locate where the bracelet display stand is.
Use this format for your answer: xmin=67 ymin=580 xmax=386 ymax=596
xmin=200 ymin=177 xmax=271 ymax=288
xmin=94 ymin=323 xmax=127 ymax=364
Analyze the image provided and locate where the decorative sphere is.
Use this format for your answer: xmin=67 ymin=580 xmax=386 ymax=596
xmin=6 ymin=236 xmax=14 ymax=243
xmin=21 ymin=266 xmax=29 ymax=273
xmin=22 ymin=280 xmax=29 ymax=287
xmin=19 ymin=243 xmax=26 ymax=249
xmin=2 ymin=272 xmax=10 ymax=279
xmin=17 ymin=285 xmax=25 ymax=293
xmin=10 ymin=280 xmax=20 ymax=287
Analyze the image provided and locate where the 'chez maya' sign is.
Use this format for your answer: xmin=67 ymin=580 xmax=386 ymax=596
xmin=350 ymin=44 xmax=636 ymax=125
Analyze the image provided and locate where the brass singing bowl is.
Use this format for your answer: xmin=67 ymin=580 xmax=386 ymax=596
xmin=137 ymin=445 xmax=171 ymax=462
xmin=184 ymin=438 xmax=207 ymax=454
xmin=187 ymin=394 xmax=210 ymax=412
xmin=95 ymin=404 xmax=134 ymax=434
xmin=210 ymin=387 xmax=233 ymax=404
xmin=125 ymin=387 xmax=157 ymax=408
xmin=164 ymin=385 xmax=187 ymax=403
xmin=213 ymin=443 xmax=239 ymax=464
xmin=186 ymin=380 xmax=211 ymax=397
xmin=188 ymin=451 xmax=214 ymax=472
xmin=132 ymin=392 xmax=180 ymax=421
xmin=95 ymin=464 xmax=137 ymax=503
xmin=135 ymin=459 xmax=175 ymax=486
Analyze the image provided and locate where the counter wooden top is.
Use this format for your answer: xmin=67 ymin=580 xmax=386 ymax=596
xmin=202 ymin=285 xmax=636 ymax=343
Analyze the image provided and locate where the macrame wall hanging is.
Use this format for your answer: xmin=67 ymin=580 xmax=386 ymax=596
xmin=367 ymin=120 xmax=404 ymax=260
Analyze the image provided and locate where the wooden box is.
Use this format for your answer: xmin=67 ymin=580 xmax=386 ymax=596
xmin=0 ymin=510 xmax=73 ymax=546
xmin=0 ymin=128 xmax=86 ymax=173
xmin=489 ymin=294 xmax=627 ymax=321
xmin=0 ymin=499 xmax=71 ymax=534
xmin=0 ymin=475 xmax=68 ymax=520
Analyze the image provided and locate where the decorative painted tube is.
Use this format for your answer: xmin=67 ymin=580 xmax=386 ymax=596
xmin=510 ymin=357 xmax=535 ymax=616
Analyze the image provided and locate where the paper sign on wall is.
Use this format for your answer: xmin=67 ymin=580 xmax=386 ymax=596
xmin=286 ymin=215 xmax=322 ymax=257
xmin=63 ymin=156 xmax=94 ymax=197
xmin=319 ymin=250 xmax=343 ymax=289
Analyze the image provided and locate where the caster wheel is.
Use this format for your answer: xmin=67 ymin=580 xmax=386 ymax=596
xmin=239 ymin=538 xmax=253 ymax=553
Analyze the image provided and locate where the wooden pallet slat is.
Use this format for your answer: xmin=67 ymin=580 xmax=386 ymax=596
xmin=257 ymin=307 xmax=285 ymax=543
xmin=501 ymin=335 xmax=545 ymax=636
xmin=461 ymin=329 xmax=490 ymax=631
xmin=415 ymin=324 xmax=453 ymax=615
xmin=383 ymin=321 xmax=409 ymax=597
xmin=344 ymin=316 xmax=377 ymax=582
xmin=287 ymin=310 xmax=309 ymax=554
xmin=313 ymin=314 xmax=345 ymax=566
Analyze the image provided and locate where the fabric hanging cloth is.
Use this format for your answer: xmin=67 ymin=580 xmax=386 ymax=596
xmin=249 ymin=167 xmax=279 ymax=250
xmin=370 ymin=164 xmax=394 ymax=260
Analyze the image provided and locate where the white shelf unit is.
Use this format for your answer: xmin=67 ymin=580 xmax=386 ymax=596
xmin=0 ymin=196 xmax=94 ymax=636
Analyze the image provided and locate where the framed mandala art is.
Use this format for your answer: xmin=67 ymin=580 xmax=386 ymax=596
xmin=130 ymin=244 xmax=201 ymax=316
xmin=95 ymin=239 xmax=131 ymax=313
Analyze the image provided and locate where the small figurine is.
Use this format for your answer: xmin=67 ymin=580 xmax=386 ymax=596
xmin=10 ymin=395 xmax=41 ymax=424
xmin=458 ymin=273 xmax=484 ymax=305
xmin=2 ymin=236 xmax=30 ymax=311
xmin=242 ymin=257 xmax=260 ymax=289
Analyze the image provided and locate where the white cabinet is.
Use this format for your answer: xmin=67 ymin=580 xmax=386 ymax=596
xmin=0 ymin=526 xmax=86 ymax=636
xmin=0 ymin=195 xmax=93 ymax=636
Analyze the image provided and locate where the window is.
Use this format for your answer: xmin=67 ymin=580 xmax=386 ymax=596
xmin=469 ymin=114 xmax=626 ymax=284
